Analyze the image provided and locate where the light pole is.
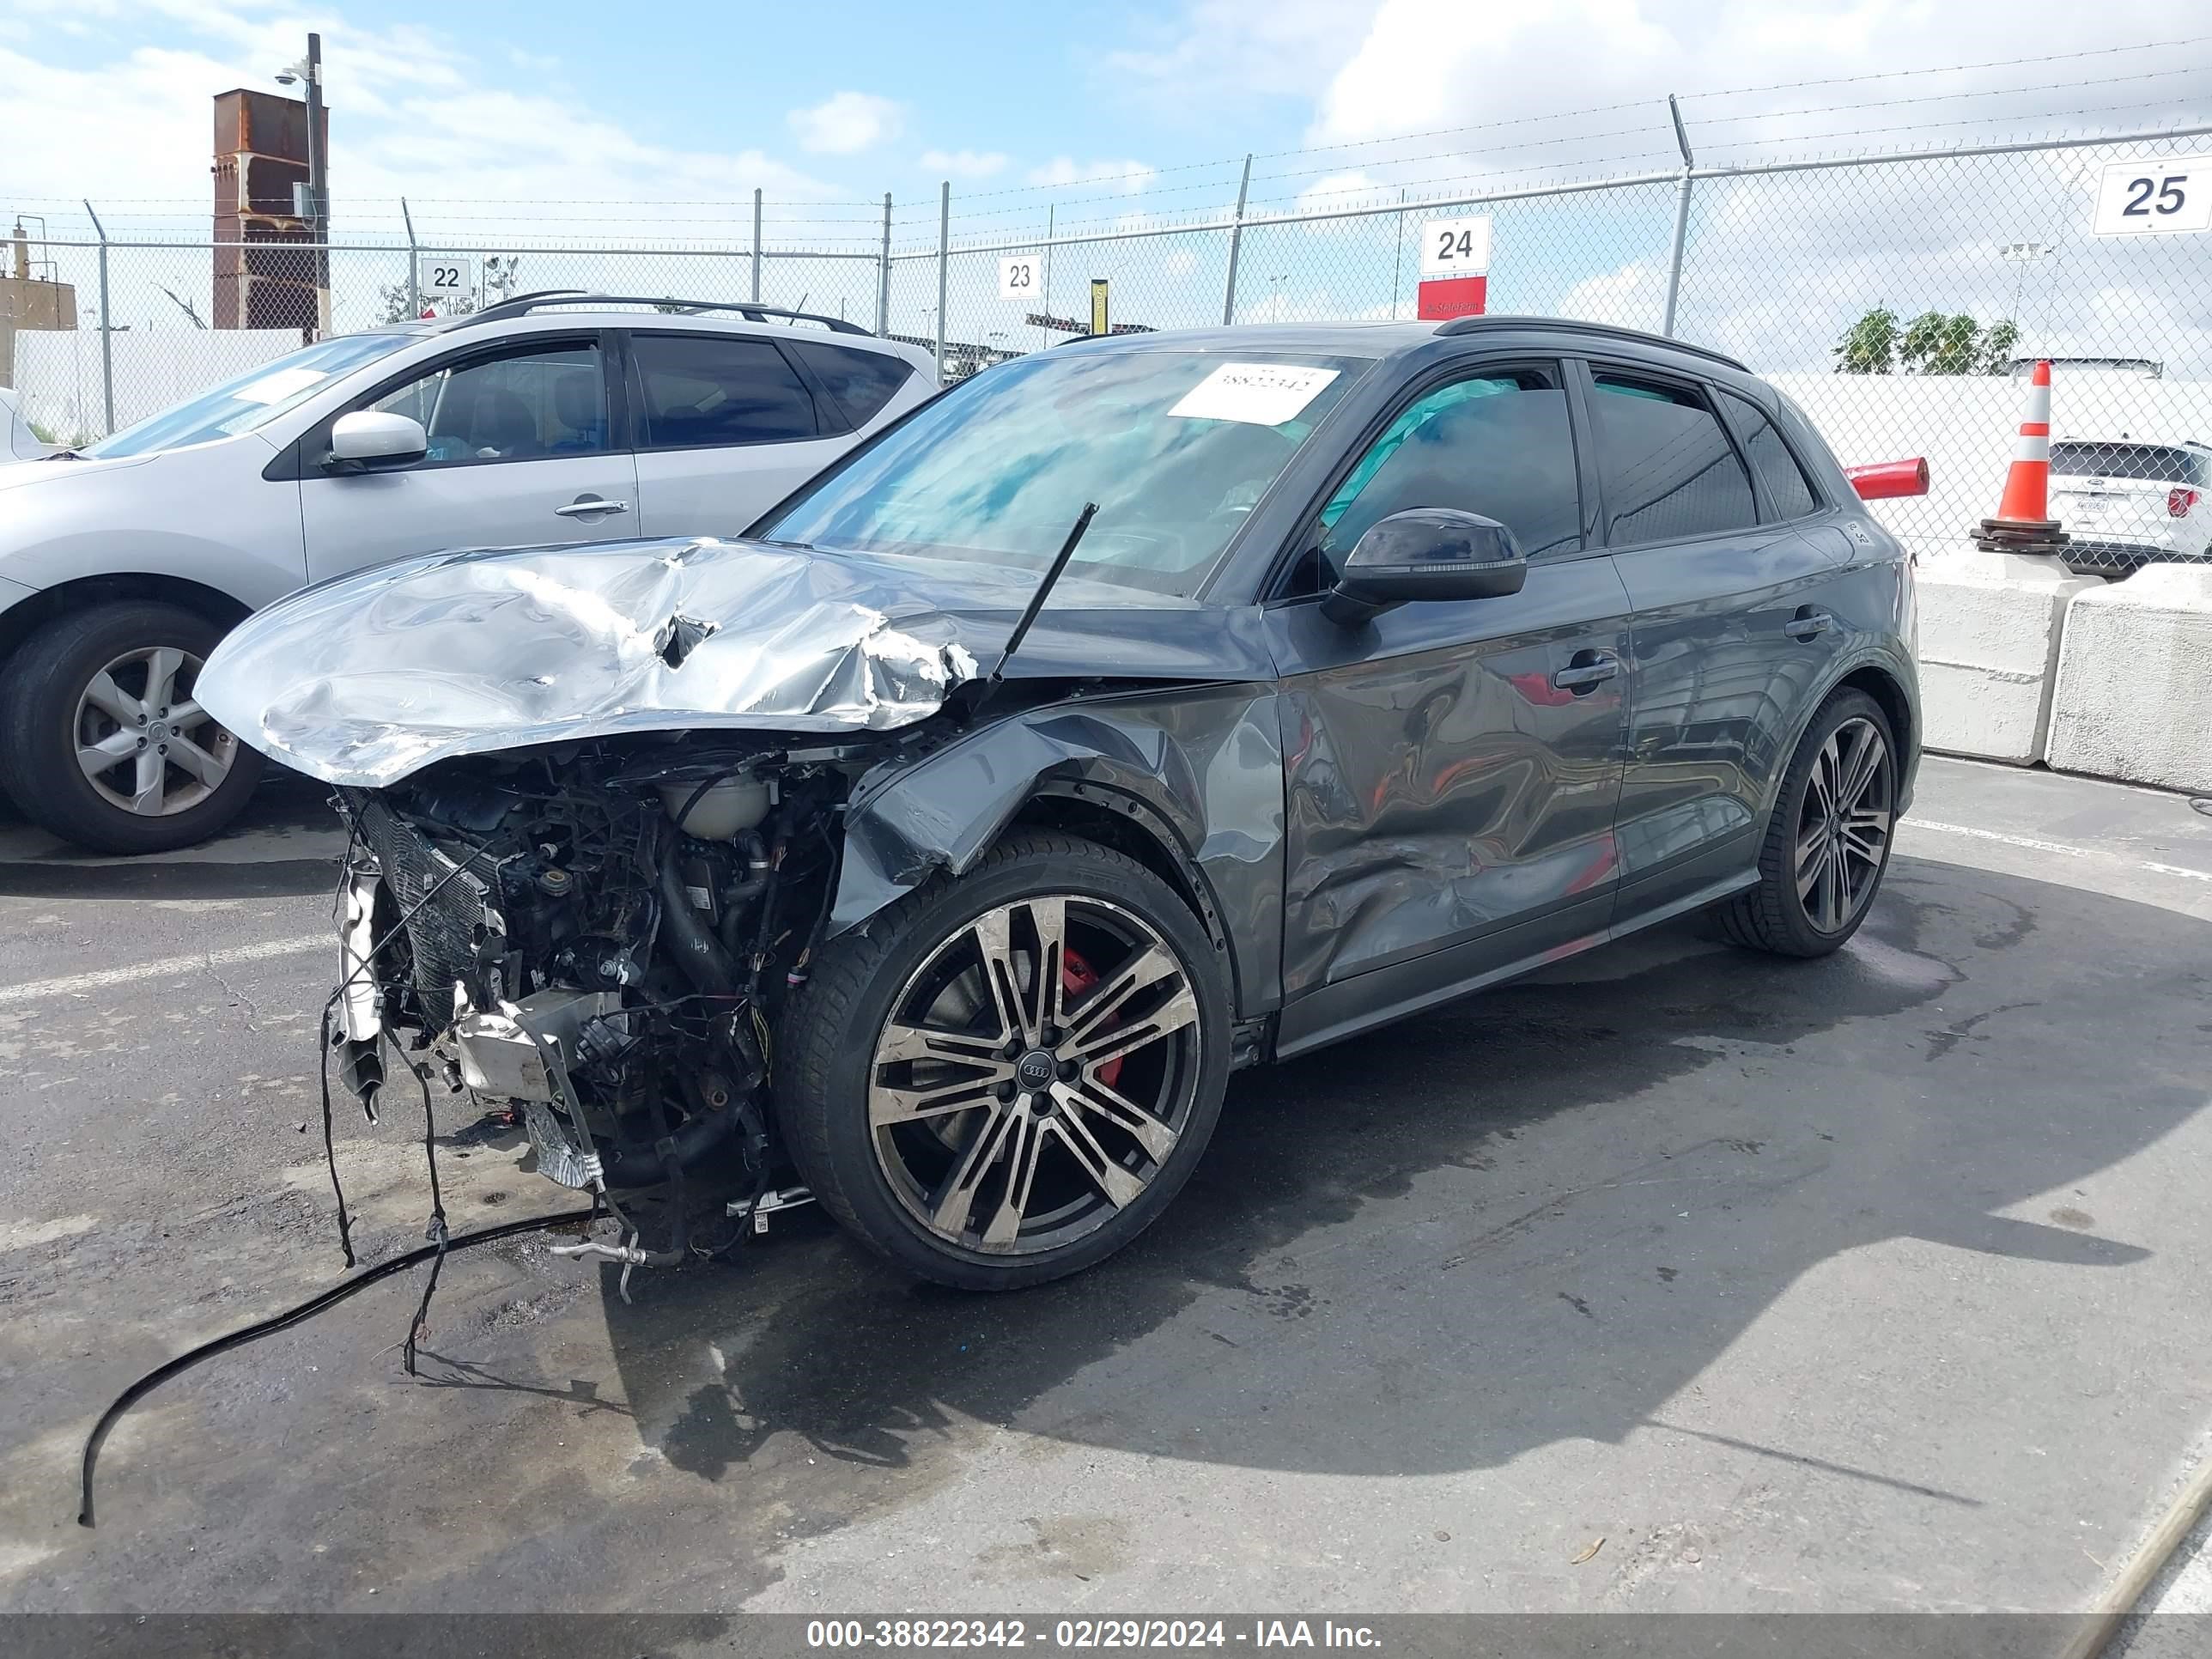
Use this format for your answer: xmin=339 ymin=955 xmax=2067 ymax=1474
xmin=1271 ymin=274 xmax=1286 ymax=323
xmin=276 ymin=33 xmax=330 ymax=334
xmin=2001 ymin=240 xmax=2051 ymax=331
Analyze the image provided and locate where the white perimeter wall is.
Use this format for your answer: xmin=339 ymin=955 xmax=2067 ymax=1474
xmin=4 ymin=329 xmax=303 ymax=447
xmin=1768 ymin=372 xmax=2212 ymax=554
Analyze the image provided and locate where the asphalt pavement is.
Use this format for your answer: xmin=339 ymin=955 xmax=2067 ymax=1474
xmin=1 ymin=757 xmax=2208 ymax=1632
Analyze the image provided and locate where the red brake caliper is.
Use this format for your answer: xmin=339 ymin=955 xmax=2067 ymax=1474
xmin=1060 ymin=947 xmax=1122 ymax=1089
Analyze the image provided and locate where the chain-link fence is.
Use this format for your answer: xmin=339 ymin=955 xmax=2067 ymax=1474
xmin=12 ymin=118 xmax=2212 ymax=572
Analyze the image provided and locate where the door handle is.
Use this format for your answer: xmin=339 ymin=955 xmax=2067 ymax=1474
xmin=556 ymin=496 xmax=629 ymax=519
xmin=1551 ymin=652 xmax=1620 ymax=693
xmin=1784 ymin=607 xmax=1833 ymax=640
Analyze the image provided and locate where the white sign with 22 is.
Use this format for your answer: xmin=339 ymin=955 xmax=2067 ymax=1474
xmin=416 ymin=253 xmax=477 ymax=301
xmin=2091 ymin=154 xmax=2212 ymax=237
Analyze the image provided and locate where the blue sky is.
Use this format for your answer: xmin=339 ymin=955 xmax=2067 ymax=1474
xmin=3 ymin=2 xmax=2209 ymax=365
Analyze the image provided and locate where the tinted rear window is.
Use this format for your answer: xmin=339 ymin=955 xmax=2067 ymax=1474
xmin=1589 ymin=373 xmax=1759 ymax=543
xmin=633 ymin=333 xmax=817 ymax=447
xmin=788 ymin=341 xmax=916 ymax=429
xmin=2050 ymin=442 xmax=2208 ymax=483
xmin=1721 ymin=391 xmax=1820 ymax=520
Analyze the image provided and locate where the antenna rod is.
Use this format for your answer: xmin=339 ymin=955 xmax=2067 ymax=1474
xmin=994 ymin=502 xmax=1099 ymax=679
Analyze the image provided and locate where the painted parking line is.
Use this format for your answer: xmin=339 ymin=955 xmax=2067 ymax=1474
xmin=1908 ymin=818 xmax=2212 ymax=884
xmin=0 ymin=933 xmax=330 ymax=1006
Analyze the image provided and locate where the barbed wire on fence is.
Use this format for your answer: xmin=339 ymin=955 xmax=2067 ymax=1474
xmin=11 ymin=113 xmax=2212 ymax=572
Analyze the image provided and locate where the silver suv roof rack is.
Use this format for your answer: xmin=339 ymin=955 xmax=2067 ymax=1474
xmin=448 ymin=291 xmax=874 ymax=336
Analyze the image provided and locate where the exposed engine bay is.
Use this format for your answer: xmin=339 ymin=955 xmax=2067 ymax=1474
xmin=331 ymin=735 xmax=877 ymax=1267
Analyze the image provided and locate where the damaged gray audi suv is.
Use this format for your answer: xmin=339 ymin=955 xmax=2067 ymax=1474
xmin=199 ymin=317 xmax=1918 ymax=1291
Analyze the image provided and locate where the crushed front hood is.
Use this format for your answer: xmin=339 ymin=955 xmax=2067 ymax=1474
xmin=197 ymin=537 xmax=995 ymax=786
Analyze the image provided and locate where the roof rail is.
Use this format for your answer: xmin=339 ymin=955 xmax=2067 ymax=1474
xmin=451 ymin=292 xmax=872 ymax=336
xmin=1436 ymin=313 xmax=1747 ymax=372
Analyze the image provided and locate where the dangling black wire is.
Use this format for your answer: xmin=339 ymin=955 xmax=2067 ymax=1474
xmin=398 ymin=1040 xmax=452 ymax=1377
xmin=78 ymin=1201 xmax=598 ymax=1528
xmin=315 ymin=1002 xmax=357 ymax=1268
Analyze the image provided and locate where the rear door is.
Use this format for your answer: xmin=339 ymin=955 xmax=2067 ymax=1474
xmin=624 ymin=330 xmax=858 ymax=537
xmin=1588 ymin=362 xmax=1852 ymax=917
xmin=300 ymin=331 xmax=638 ymax=582
xmin=1265 ymin=359 xmax=1635 ymax=1052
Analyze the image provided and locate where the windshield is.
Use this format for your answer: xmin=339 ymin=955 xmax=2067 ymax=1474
xmin=84 ymin=332 xmax=416 ymax=459
xmin=760 ymin=348 xmax=1372 ymax=596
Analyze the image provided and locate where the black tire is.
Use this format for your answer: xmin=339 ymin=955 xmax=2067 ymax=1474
xmin=1717 ymin=688 xmax=1898 ymax=958
xmin=778 ymin=830 xmax=1231 ymax=1290
xmin=0 ymin=600 xmax=263 ymax=855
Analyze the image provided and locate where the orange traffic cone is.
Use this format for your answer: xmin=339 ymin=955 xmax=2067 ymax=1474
xmin=1974 ymin=360 xmax=2070 ymax=553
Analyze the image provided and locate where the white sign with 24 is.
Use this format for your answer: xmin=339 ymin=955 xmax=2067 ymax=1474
xmin=1419 ymin=215 xmax=1492 ymax=277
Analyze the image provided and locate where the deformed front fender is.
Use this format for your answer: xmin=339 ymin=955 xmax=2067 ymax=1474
xmin=831 ymin=685 xmax=1288 ymax=1016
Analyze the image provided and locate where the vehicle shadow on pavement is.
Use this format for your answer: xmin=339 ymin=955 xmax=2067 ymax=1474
xmin=0 ymin=775 xmax=341 ymax=899
xmin=593 ymin=854 xmax=2198 ymax=1494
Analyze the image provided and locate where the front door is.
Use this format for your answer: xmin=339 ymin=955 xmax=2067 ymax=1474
xmin=301 ymin=333 xmax=640 ymax=584
xmin=1263 ymin=362 xmax=1634 ymax=1055
xmin=1583 ymin=364 xmax=1854 ymax=915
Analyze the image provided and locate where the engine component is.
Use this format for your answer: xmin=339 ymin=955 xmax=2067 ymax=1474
xmin=451 ymin=987 xmax=623 ymax=1102
xmin=659 ymin=773 xmax=772 ymax=840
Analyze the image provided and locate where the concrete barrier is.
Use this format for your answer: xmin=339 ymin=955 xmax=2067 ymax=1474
xmin=1914 ymin=547 xmax=2096 ymax=764
xmin=2047 ymin=562 xmax=2212 ymax=794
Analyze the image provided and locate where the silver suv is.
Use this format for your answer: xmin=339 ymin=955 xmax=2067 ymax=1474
xmin=0 ymin=295 xmax=936 ymax=853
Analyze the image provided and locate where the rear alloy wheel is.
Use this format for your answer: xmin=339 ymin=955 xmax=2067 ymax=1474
xmin=0 ymin=601 xmax=263 ymax=854
xmin=779 ymin=832 xmax=1230 ymax=1289
xmin=1718 ymin=689 xmax=1897 ymax=957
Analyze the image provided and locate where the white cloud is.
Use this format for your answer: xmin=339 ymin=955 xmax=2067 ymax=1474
xmin=918 ymin=148 xmax=1010 ymax=179
xmin=1027 ymin=156 xmax=1158 ymax=193
xmin=787 ymin=90 xmax=903 ymax=155
xmin=0 ymin=3 xmax=838 ymax=236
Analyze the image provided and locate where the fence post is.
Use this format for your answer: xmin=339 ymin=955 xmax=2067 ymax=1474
xmin=1661 ymin=94 xmax=1696 ymax=337
xmin=84 ymin=199 xmax=115 ymax=436
xmin=1040 ymin=204 xmax=1054 ymax=352
xmin=877 ymin=194 xmax=893 ymax=337
xmin=751 ymin=188 xmax=763 ymax=304
xmin=1221 ymin=154 xmax=1252 ymax=325
xmin=934 ymin=180 xmax=950 ymax=383
xmin=401 ymin=197 xmax=419 ymax=316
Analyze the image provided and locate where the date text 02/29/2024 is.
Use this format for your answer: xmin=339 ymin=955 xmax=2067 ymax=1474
xmin=804 ymin=1620 xmax=1383 ymax=1650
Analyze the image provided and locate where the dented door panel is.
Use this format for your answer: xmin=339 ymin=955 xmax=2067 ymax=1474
xmin=1266 ymin=554 xmax=1635 ymax=1003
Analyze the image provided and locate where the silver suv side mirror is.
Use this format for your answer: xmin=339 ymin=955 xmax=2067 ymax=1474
xmin=328 ymin=410 xmax=428 ymax=471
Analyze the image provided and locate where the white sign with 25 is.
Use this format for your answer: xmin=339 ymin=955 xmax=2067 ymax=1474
xmin=2091 ymin=154 xmax=2212 ymax=237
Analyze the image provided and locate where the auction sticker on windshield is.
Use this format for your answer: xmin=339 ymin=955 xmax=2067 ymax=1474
xmin=1169 ymin=363 xmax=1340 ymax=426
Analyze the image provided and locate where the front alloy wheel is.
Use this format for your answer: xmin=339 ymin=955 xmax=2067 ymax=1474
xmin=869 ymin=893 xmax=1202 ymax=1256
xmin=778 ymin=831 xmax=1231 ymax=1289
xmin=73 ymin=645 xmax=240 ymax=819
xmin=0 ymin=599 xmax=263 ymax=855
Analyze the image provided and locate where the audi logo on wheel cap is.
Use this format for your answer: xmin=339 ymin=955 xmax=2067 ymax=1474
xmin=1017 ymin=1051 xmax=1055 ymax=1089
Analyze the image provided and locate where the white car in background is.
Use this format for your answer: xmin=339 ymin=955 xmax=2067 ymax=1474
xmin=0 ymin=295 xmax=936 ymax=853
xmin=2049 ymin=436 xmax=2212 ymax=578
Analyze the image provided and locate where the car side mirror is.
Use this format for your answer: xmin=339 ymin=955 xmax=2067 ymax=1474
xmin=1321 ymin=507 xmax=1529 ymax=626
xmin=326 ymin=410 xmax=428 ymax=472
